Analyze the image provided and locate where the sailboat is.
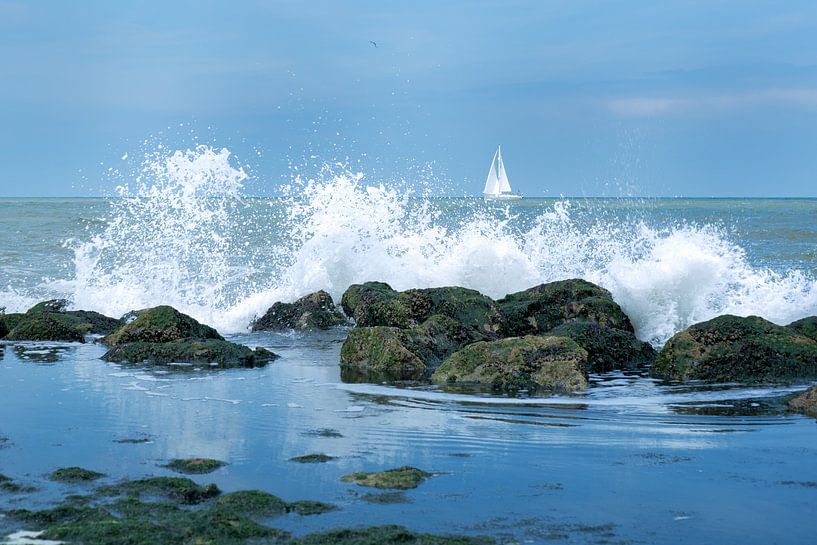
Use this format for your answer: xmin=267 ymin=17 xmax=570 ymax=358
xmin=482 ymin=145 xmax=521 ymax=200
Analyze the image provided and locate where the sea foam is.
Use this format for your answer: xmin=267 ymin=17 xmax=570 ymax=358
xmin=31 ymin=145 xmax=817 ymax=345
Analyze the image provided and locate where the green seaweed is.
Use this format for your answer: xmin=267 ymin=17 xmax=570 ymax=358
xmin=292 ymin=525 xmax=493 ymax=545
xmin=96 ymin=476 xmax=221 ymax=504
xmin=341 ymin=466 xmax=432 ymax=490
xmin=50 ymin=467 xmax=105 ymax=483
xmin=289 ymin=453 xmax=335 ymax=463
xmin=164 ymin=458 xmax=226 ymax=474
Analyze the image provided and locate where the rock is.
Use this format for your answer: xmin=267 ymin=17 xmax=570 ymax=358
xmin=102 ymin=338 xmax=277 ymax=368
xmin=339 ymin=314 xmax=485 ymax=383
xmin=341 ymin=466 xmax=432 ymax=490
xmin=164 ymin=458 xmax=226 ymax=474
xmin=546 ymin=321 xmax=656 ymax=373
xmin=653 ymin=315 xmax=817 ymax=383
xmin=214 ymin=490 xmax=288 ymax=517
xmin=340 ymin=326 xmax=426 ymax=382
xmin=290 ymin=453 xmax=335 ymax=463
xmin=788 ymin=386 xmax=817 ymax=417
xmin=104 ymin=305 xmax=222 ymax=346
xmin=4 ymin=300 xmax=121 ymax=342
xmin=341 ymin=282 xmax=503 ymax=335
xmin=432 ymin=335 xmax=589 ymax=393
xmin=787 ymin=316 xmax=817 ymax=343
xmin=96 ymin=476 xmax=221 ymax=504
xmin=101 ymin=305 xmax=277 ymax=368
xmin=49 ymin=467 xmax=105 ymax=483
xmin=497 ymin=279 xmax=634 ymax=337
xmin=287 ymin=500 xmax=337 ymax=516
xmin=252 ymin=290 xmax=348 ymax=331
xmin=0 ymin=314 xmax=8 ymax=338
xmin=294 ymin=525 xmax=493 ymax=545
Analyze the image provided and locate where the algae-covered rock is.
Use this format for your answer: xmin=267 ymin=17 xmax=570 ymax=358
xmin=290 ymin=453 xmax=335 ymax=463
xmin=341 ymin=282 xmax=503 ymax=335
xmin=340 ymin=326 xmax=427 ymax=382
xmin=547 ymin=321 xmax=656 ymax=373
xmin=340 ymin=314 xmax=487 ymax=383
xmin=287 ymin=500 xmax=337 ymax=515
xmin=164 ymin=458 xmax=226 ymax=474
xmin=4 ymin=300 xmax=121 ymax=342
xmin=341 ymin=466 xmax=432 ymax=490
xmin=654 ymin=315 xmax=817 ymax=383
xmin=214 ymin=490 xmax=289 ymax=517
xmin=293 ymin=525 xmax=493 ymax=545
xmin=497 ymin=279 xmax=634 ymax=337
xmin=788 ymin=386 xmax=817 ymax=417
xmin=1 ymin=473 xmax=31 ymax=493
xmin=432 ymin=335 xmax=589 ymax=393
xmin=96 ymin=476 xmax=221 ymax=504
xmin=104 ymin=305 xmax=223 ymax=346
xmin=0 ymin=313 xmax=8 ymax=338
xmin=102 ymin=338 xmax=277 ymax=368
xmin=252 ymin=290 xmax=348 ymax=331
xmin=788 ymin=316 xmax=817 ymax=343
xmin=50 ymin=467 xmax=105 ymax=483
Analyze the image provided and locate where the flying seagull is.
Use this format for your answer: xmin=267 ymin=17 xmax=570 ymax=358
xmin=369 ymin=40 xmax=377 ymax=47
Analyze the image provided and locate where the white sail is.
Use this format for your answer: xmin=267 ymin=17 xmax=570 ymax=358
xmin=483 ymin=148 xmax=500 ymax=195
xmin=496 ymin=147 xmax=511 ymax=193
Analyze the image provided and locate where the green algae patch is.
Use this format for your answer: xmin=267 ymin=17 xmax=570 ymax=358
xmin=96 ymin=476 xmax=220 ymax=504
xmin=215 ymin=490 xmax=288 ymax=518
xmin=104 ymin=305 xmax=223 ymax=346
xmin=292 ymin=525 xmax=493 ymax=545
xmin=50 ymin=467 xmax=105 ymax=483
xmin=286 ymin=500 xmax=337 ymax=516
xmin=1 ymin=473 xmax=35 ymax=493
xmin=341 ymin=466 xmax=432 ymax=490
xmin=289 ymin=453 xmax=335 ymax=463
xmin=360 ymin=491 xmax=412 ymax=504
xmin=164 ymin=457 xmax=226 ymax=474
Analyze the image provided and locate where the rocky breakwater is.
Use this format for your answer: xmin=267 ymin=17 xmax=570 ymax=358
xmin=102 ymin=305 xmax=276 ymax=368
xmin=338 ymin=279 xmax=655 ymax=394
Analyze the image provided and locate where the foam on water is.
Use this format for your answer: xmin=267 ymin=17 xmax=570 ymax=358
xmin=8 ymin=144 xmax=815 ymax=345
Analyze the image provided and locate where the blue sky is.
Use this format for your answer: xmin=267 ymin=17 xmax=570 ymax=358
xmin=1 ymin=0 xmax=816 ymax=197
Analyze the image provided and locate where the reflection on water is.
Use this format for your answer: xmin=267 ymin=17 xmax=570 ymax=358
xmin=1 ymin=332 xmax=817 ymax=544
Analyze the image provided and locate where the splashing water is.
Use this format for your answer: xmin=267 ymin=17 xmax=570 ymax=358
xmin=25 ymin=145 xmax=816 ymax=344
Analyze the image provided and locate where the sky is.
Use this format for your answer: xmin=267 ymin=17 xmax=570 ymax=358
xmin=0 ymin=0 xmax=816 ymax=197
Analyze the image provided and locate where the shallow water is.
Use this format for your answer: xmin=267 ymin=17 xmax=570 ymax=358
xmin=2 ymin=331 xmax=816 ymax=544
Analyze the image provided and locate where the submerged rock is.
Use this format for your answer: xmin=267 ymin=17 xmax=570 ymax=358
xmin=653 ymin=315 xmax=817 ymax=383
xmin=252 ymin=290 xmax=348 ymax=331
xmin=341 ymin=282 xmax=503 ymax=336
xmin=3 ymin=300 xmax=121 ymax=342
xmin=96 ymin=476 xmax=221 ymax=504
xmin=164 ymin=458 xmax=226 ymax=474
xmin=546 ymin=321 xmax=656 ymax=373
xmin=497 ymin=279 xmax=634 ymax=337
xmin=49 ymin=467 xmax=105 ymax=483
xmin=290 ymin=453 xmax=335 ymax=463
xmin=102 ymin=306 xmax=277 ymax=368
xmin=102 ymin=338 xmax=276 ymax=368
xmin=432 ymin=335 xmax=589 ymax=393
xmin=788 ymin=386 xmax=817 ymax=417
xmin=341 ymin=466 xmax=432 ymax=490
xmin=294 ymin=525 xmax=493 ymax=545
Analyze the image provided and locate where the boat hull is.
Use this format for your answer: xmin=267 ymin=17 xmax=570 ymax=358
xmin=483 ymin=193 xmax=523 ymax=200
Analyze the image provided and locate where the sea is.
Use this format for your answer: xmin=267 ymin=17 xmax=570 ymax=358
xmin=1 ymin=145 xmax=816 ymax=544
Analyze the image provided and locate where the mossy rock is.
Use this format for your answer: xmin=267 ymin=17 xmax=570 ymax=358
xmin=653 ymin=315 xmax=817 ymax=383
xmin=96 ymin=476 xmax=221 ymax=504
xmin=341 ymin=466 xmax=432 ymax=490
xmin=287 ymin=500 xmax=337 ymax=516
xmin=432 ymin=335 xmax=589 ymax=393
xmin=290 ymin=453 xmax=335 ymax=463
xmin=341 ymin=282 xmax=406 ymax=327
xmin=788 ymin=316 xmax=817 ymax=343
xmin=4 ymin=300 xmax=121 ymax=342
xmin=214 ymin=490 xmax=288 ymax=517
xmin=1 ymin=312 xmax=24 ymax=334
xmin=164 ymin=458 xmax=226 ymax=474
xmin=292 ymin=525 xmax=493 ymax=545
xmin=102 ymin=338 xmax=277 ymax=368
xmin=788 ymin=386 xmax=817 ymax=417
xmin=497 ymin=279 xmax=634 ymax=337
xmin=340 ymin=326 xmax=428 ymax=382
xmin=0 ymin=314 xmax=8 ymax=338
xmin=50 ymin=467 xmax=105 ymax=483
xmin=251 ymin=290 xmax=348 ymax=331
xmin=547 ymin=321 xmax=655 ymax=373
xmin=104 ymin=305 xmax=223 ymax=346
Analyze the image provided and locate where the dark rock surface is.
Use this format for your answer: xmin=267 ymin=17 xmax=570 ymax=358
xmin=252 ymin=290 xmax=347 ymax=331
xmin=3 ymin=300 xmax=121 ymax=342
xmin=788 ymin=385 xmax=817 ymax=417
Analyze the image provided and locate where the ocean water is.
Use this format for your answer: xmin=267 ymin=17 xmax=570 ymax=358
xmin=2 ymin=145 xmax=817 ymax=544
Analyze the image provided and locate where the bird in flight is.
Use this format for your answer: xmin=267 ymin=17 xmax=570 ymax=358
xmin=369 ymin=40 xmax=377 ymax=47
